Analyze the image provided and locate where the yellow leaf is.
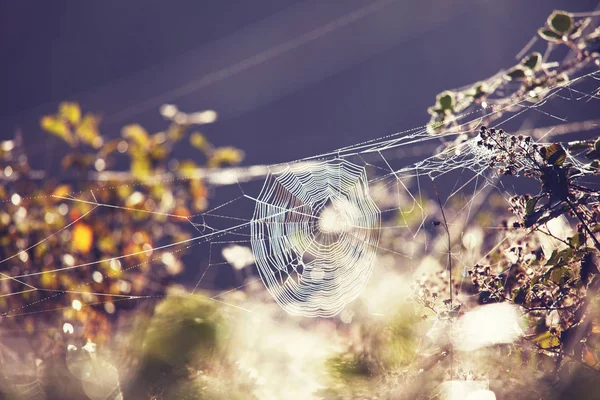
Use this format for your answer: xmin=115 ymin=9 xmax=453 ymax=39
xmin=532 ymin=331 xmax=560 ymax=349
xmin=41 ymin=115 xmax=73 ymax=145
xmin=122 ymin=124 xmax=150 ymax=146
xmin=208 ymin=146 xmax=244 ymax=168
xmin=167 ymin=124 xmax=186 ymax=141
xmin=131 ymin=156 xmax=152 ymax=180
xmin=59 ymin=102 xmax=81 ymax=125
xmin=41 ymin=270 xmax=57 ymax=288
xmin=72 ymin=222 xmax=94 ymax=254
xmin=52 ymin=184 xmax=72 ymax=198
xmin=178 ymin=160 xmax=198 ymax=177
xmin=98 ymin=236 xmax=115 ymax=254
xmin=190 ymin=132 xmax=208 ymax=151
xmin=76 ymin=114 xmax=102 ymax=148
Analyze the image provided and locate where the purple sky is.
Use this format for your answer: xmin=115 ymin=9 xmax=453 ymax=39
xmin=1 ymin=0 xmax=598 ymax=166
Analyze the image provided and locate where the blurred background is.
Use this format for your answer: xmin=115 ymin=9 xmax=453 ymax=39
xmin=2 ymin=0 xmax=599 ymax=166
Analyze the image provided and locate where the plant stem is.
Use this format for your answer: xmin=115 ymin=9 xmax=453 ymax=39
xmin=566 ymin=199 xmax=600 ymax=251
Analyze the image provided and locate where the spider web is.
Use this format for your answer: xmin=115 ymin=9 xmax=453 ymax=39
xmin=1 ymin=65 xmax=598 ymax=324
xmin=0 ymin=55 xmax=599 ymax=400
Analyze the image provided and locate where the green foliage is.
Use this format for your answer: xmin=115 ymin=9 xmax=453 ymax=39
xmin=0 ymin=101 xmax=244 ymax=397
xmin=547 ymin=11 xmax=573 ymax=35
xmin=122 ymin=295 xmax=243 ymax=399
xmin=427 ymin=9 xmax=599 ymax=135
xmin=521 ymin=52 xmax=543 ymax=70
xmin=469 ymin=126 xmax=600 ymax=374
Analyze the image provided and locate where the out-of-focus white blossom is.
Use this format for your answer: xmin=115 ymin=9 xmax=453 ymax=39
xmin=222 ymin=245 xmax=255 ymax=270
xmin=453 ymin=303 xmax=523 ymax=351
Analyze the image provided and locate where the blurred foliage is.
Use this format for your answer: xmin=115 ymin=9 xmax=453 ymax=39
xmin=120 ymin=295 xmax=252 ymax=400
xmin=0 ymin=102 xmax=243 ymax=398
xmin=426 ymin=10 xmax=600 ymax=136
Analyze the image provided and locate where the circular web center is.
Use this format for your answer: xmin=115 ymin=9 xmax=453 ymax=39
xmin=250 ymin=159 xmax=381 ymax=317
xmin=317 ymin=197 xmax=357 ymax=234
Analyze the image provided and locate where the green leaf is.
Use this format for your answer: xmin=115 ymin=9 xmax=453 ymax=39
xmin=525 ymin=196 xmax=541 ymax=214
xmin=538 ymin=28 xmax=563 ymax=42
xmin=569 ymin=233 xmax=584 ymax=249
xmin=544 ymin=143 xmax=567 ymax=166
xmin=547 ymin=10 xmax=573 ymax=34
xmin=521 ymin=52 xmax=542 ymax=70
xmin=504 ymin=67 xmax=528 ymax=81
xmin=546 ymin=249 xmax=561 ymax=266
xmin=512 ymin=287 xmax=527 ymax=304
xmin=545 ymin=248 xmax=574 ymax=268
xmin=436 ymin=91 xmax=455 ymax=111
xmin=550 ymin=265 xmax=570 ymax=284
